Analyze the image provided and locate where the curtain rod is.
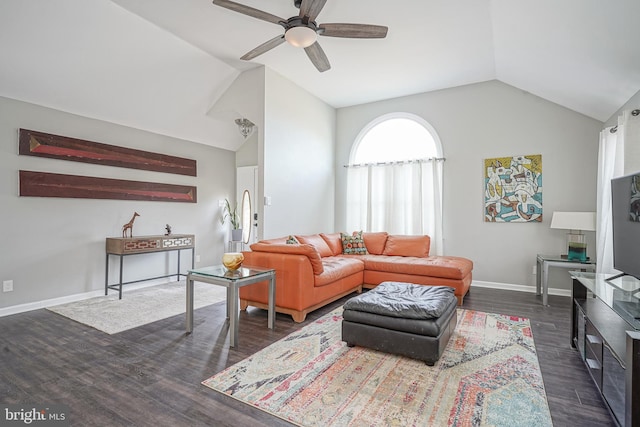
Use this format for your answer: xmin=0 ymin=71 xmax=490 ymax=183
xmin=610 ymin=108 xmax=640 ymax=133
xmin=344 ymin=157 xmax=446 ymax=168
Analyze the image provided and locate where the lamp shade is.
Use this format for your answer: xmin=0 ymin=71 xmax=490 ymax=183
xmin=550 ymin=211 xmax=596 ymax=231
xmin=285 ymin=26 xmax=317 ymax=48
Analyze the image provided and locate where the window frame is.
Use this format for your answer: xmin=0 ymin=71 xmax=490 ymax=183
xmin=348 ymin=112 xmax=444 ymax=165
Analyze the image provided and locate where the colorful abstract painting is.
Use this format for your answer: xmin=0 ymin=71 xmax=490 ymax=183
xmin=484 ymin=154 xmax=542 ymax=222
xmin=631 ymin=174 xmax=640 ymax=222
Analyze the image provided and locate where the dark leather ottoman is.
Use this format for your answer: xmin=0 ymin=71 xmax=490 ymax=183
xmin=342 ymin=281 xmax=458 ymax=365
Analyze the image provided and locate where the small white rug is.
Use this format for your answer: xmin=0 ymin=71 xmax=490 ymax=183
xmin=47 ymin=281 xmax=227 ymax=334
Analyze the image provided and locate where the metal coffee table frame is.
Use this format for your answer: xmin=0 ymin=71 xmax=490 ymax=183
xmin=186 ymin=265 xmax=275 ymax=347
xmin=536 ymin=254 xmax=596 ymax=306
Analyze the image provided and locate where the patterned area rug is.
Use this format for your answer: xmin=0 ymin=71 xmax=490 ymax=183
xmin=48 ymin=281 xmax=226 ymax=334
xmin=202 ymin=308 xmax=553 ymax=427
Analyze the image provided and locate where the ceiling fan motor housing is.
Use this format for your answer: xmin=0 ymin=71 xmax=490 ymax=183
xmin=282 ymin=16 xmax=318 ymax=31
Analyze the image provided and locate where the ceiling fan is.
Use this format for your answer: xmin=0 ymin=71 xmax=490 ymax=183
xmin=212 ymin=0 xmax=388 ymax=72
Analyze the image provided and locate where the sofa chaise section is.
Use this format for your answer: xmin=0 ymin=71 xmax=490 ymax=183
xmin=323 ymin=232 xmax=473 ymax=304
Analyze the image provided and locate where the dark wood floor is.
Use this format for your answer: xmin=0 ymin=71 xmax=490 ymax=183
xmin=0 ymin=287 xmax=615 ymax=426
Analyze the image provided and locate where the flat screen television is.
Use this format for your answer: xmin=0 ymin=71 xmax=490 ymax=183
xmin=610 ymin=172 xmax=640 ymax=280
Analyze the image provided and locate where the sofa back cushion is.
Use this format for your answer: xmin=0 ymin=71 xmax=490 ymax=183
xmin=382 ymin=235 xmax=430 ymax=257
xmin=249 ymin=242 xmax=324 ymax=275
xmin=258 ymin=237 xmax=289 ymax=245
xmin=362 ymin=232 xmax=389 ymax=255
xmin=295 ymin=234 xmax=333 ymax=258
xmin=320 ymin=233 xmax=343 ymax=256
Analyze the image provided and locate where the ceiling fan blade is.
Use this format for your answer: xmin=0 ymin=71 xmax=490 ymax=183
xmin=240 ymin=35 xmax=285 ymax=60
xmin=299 ymin=0 xmax=327 ymax=22
xmin=212 ymin=0 xmax=284 ymax=25
xmin=304 ymin=42 xmax=331 ymax=72
xmin=319 ymin=23 xmax=388 ymax=38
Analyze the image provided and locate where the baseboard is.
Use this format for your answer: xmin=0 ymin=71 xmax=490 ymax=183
xmin=471 ymin=280 xmax=572 ymax=298
xmin=0 ymin=278 xmax=179 ymax=318
xmin=1 ymin=278 xmax=570 ymax=318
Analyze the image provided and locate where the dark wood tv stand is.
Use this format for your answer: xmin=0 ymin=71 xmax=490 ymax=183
xmin=571 ymin=272 xmax=640 ymax=427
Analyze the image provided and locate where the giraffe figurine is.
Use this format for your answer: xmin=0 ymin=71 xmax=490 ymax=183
xmin=122 ymin=212 xmax=140 ymax=238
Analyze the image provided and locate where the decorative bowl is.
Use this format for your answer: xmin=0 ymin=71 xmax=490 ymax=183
xmin=222 ymin=252 xmax=244 ymax=271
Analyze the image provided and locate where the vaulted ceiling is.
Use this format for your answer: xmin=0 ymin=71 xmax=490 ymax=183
xmin=1 ymin=0 xmax=639 ymax=152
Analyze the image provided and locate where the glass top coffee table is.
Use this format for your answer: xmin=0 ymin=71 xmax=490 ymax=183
xmin=186 ymin=265 xmax=275 ymax=347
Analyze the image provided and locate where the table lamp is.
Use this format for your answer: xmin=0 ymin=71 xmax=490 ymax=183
xmin=550 ymin=211 xmax=596 ymax=262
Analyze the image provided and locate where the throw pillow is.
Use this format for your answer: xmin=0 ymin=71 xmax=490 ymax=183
xmin=341 ymin=231 xmax=368 ymax=255
xmin=286 ymin=235 xmax=300 ymax=245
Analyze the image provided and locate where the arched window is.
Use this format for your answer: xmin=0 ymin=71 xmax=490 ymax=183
xmin=346 ymin=113 xmax=444 ymax=255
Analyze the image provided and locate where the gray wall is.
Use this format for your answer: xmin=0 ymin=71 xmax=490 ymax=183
xmin=336 ymin=80 xmax=603 ymax=291
xmin=1 ymin=77 xmax=615 ymax=312
xmin=0 ymin=96 xmax=235 ymax=311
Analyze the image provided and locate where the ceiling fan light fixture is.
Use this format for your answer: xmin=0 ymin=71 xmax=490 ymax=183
xmin=285 ymin=26 xmax=317 ymax=48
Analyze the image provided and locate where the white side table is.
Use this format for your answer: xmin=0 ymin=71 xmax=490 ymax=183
xmin=536 ymin=254 xmax=596 ymax=306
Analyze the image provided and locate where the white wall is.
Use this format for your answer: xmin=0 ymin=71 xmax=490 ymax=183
xmin=236 ymin=134 xmax=258 ymax=167
xmin=336 ymin=80 xmax=603 ymax=290
xmin=262 ymin=68 xmax=336 ymax=238
xmin=209 ymin=67 xmax=266 ymax=240
xmin=0 ymin=96 xmax=235 ymax=311
xmin=605 ymin=89 xmax=640 ymax=127
xmin=605 ymin=88 xmax=640 ymax=173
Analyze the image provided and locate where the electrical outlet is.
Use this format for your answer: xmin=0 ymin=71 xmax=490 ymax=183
xmin=3 ymin=280 xmax=13 ymax=292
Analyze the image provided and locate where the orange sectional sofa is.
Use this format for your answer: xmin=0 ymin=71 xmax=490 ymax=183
xmin=239 ymin=232 xmax=473 ymax=322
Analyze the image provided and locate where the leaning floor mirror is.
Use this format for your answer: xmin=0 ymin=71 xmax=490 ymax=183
xmin=241 ymin=189 xmax=251 ymax=245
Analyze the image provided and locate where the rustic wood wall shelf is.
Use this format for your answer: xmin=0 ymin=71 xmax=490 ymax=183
xmin=19 ymin=129 xmax=197 ymax=176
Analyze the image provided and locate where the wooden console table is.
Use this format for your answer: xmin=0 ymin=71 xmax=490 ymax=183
xmin=105 ymin=234 xmax=195 ymax=299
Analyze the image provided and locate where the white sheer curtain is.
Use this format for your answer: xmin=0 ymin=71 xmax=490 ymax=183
xmin=596 ymin=113 xmax=627 ymax=273
xmin=421 ymin=160 xmax=444 ymax=255
xmin=345 ymin=159 xmax=444 ymax=255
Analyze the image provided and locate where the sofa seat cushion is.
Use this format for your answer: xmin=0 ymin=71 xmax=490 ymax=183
xmin=351 ymin=255 xmax=472 ymax=280
xmin=343 ymin=282 xmax=456 ymax=320
xmin=314 ymin=257 xmax=364 ymax=287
